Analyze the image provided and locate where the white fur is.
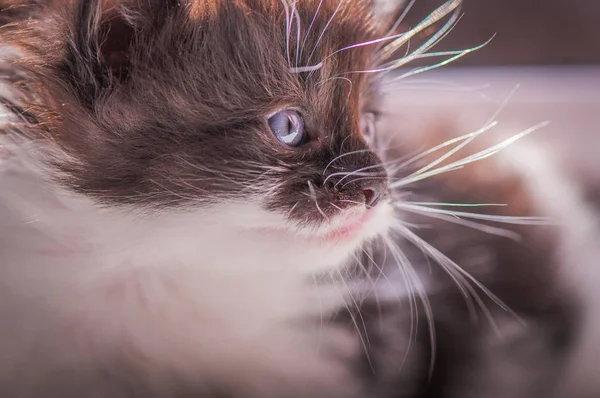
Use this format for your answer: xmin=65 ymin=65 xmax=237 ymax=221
xmin=0 ymin=138 xmax=394 ymax=395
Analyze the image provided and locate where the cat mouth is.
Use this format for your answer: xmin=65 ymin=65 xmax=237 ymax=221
xmin=249 ymin=201 xmax=390 ymax=244
xmin=316 ymin=209 xmax=375 ymax=242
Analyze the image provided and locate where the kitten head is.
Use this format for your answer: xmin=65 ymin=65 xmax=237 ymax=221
xmin=1 ymin=0 xmax=411 ymax=270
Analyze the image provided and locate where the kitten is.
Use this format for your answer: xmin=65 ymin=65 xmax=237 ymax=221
xmin=0 ymin=0 xmax=596 ymax=397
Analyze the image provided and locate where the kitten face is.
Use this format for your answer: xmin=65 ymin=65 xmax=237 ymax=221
xmin=3 ymin=0 xmax=399 ymax=266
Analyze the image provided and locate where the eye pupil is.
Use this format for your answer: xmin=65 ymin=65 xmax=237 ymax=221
xmin=268 ymin=109 xmax=305 ymax=147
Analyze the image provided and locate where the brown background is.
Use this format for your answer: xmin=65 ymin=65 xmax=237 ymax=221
xmin=402 ymin=0 xmax=600 ymax=66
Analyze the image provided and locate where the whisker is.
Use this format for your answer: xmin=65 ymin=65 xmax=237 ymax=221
xmin=395 ymin=203 xmax=550 ymax=226
xmin=392 ymin=222 xmax=519 ymax=332
xmin=407 ymin=122 xmax=489 ymax=179
xmin=288 ymin=200 xmax=301 ymax=218
xmin=334 ymin=267 xmax=375 ymax=373
xmin=290 ymin=63 xmax=324 ymax=73
xmin=391 ymin=36 xmax=494 ymax=80
xmin=315 ymin=75 xmax=352 ymax=88
xmin=380 ymin=235 xmax=418 ymax=368
xmin=300 ymin=0 xmax=324 ymax=59
xmin=291 ymin=0 xmax=302 ymax=67
xmin=307 ymin=180 xmax=317 ymax=201
xmin=390 ymin=83 xmax=520 ymax=178
xmin=323 ymin=149 xmax=373 ymax=176
xmin=328 ymin=201 xmax=343 ymax=212
xmin=353 ymin=251 xmax=384 ymax=331
xmin=331 ymin=167 xmax=387 ymax=188
xmin=380 ymin=0 xmax=462 ymax=60
xmin=340 ymin=176 xmax=388 ymax=189
xmin=324 ymin=0 xmax=459 ymax=72
xmin=306 ymin=0 xmax=345 ymax=65
xmin=388 ymin=121 xmax=498 ymax=175
xmin=378 ymin=8 xmax=464 ymax=74
xmin=279 ymin=0 xmax=292 ymax=66
xmin=391 ymin=122 xmax=550 ymax=188
xmin=338 ymin=199 xmax=365 ymax=207
xmin=405 ymin=202 xmax=508 ymax=208
xmin=398 ymin=205 xmax=523 ymax=241
xmin=325 ymin=170 xmax=386 ymax=187
xmin=382 ymin=234 xmax=436 ymax=376
xmin=307 ymin=180 xmax=329 ymax=220
xmin=388 ymin=0 xmax=417 ymax=35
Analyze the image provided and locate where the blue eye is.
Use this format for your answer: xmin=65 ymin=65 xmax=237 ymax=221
xmin=268 ymin=109 xmax=305 ymax=147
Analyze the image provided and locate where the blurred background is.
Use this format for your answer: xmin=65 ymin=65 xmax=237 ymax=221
xmin=382 ymin=0 xmax=600 ymax=199
xmin=402 ymin=0 xmax=600 ymax=66
xmin=381 ymin=2 xmax=600 ymax=396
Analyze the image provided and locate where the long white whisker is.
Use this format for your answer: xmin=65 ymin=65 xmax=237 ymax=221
xmin=339 ymin=266 xmax=372 ymax=347
xmin=306 ymin=0 xmax=345 ymax=65
xmin=405 ymin=10 xmax=464 ymax=60
xmin=388 ymin=121 xmax=498 ymax=175
xmin=392 ymin=36 xmax=494 ymax=80
xmin=382 ymin=234 xmax=436 ymax=376
xmin=290 ymin=63 xmax=324 ymax=73
xmin=301 ymin=0 xmax=324 ymax=58
xmin=405 ymin=202 xmax=508 ymax=208
xmin=391 ymin=122 xmax=550 ymax=188
xmin=291 ymin=0 xmax=302 ymax=67
xmin=314 ymin=0 xmax=419 ymax=69
xmin=388 ymin=0 xmax=417 ymax=34
xmin=397 ymin=205 xmax=523 ymax=241
xmin=381 ymin=236 xmax=418 ymax=366
xmin=323 ymin=170 xmax=382 ymax=187
xmin=394 ymin=226 xmax=476 ymax=318
xmin=380 ymin=8 xmax=463 ymax=74
xmin=396 ymin=203 xmax=550 ymax=225
xmin=279 ymin=0 xmax=292 ymax=66
xmin=380 ymin=0 xmax=462 ymax=60
xmin=340 ymin=176 xmax=388 ymax=189
xmin=315 ymin=75 xmax=352 ymax=87
xmin=288 ymin=200 xmax=301 ymax=218
xmin=353 ymin=251 xmax=384 ymax=331
xmin=348 ymin=42 xmax=480 ymax=75
xmin=408 ymin=124 xmax=487 ymax=178
xmin=307 ymin=180 xmax=328 ymax=220
xmin=392 ymin=83 xmax=520 ymax=178
xmin=359 ymin=247 xmax=385 ymax=295
xmin=334 ymin=268 xmax=375 ymax=373
xmin=326 ymin=167 xmax=386 ymax=187
xmin=323 ymin=149 xmax=373 ymax=176
xmin=328 ymin=201 xmax=343 ymax=212
xmin=392 ymin=222 xmax=516 ymax=326
xmin=338 ymin=199 xmax=365 ymax=207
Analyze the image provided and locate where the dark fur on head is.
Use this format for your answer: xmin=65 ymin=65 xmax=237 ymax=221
xmin=0 ymin=0 xmax=401 ymax=228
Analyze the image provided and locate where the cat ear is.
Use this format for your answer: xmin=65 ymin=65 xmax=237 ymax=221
xmin=59 ymin=0 xmax=182 ymax=106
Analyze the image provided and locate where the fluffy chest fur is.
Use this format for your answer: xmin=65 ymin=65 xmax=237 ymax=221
xmin=0 ymin=147 xmax=387 ymax=396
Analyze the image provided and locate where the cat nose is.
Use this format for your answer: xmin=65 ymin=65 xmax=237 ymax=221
xmin=360 ymin=180 xmax=387 ymax=208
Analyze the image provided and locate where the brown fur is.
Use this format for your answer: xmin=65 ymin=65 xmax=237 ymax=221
xmin=1 ymin=0 xmax=390 ymax=223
